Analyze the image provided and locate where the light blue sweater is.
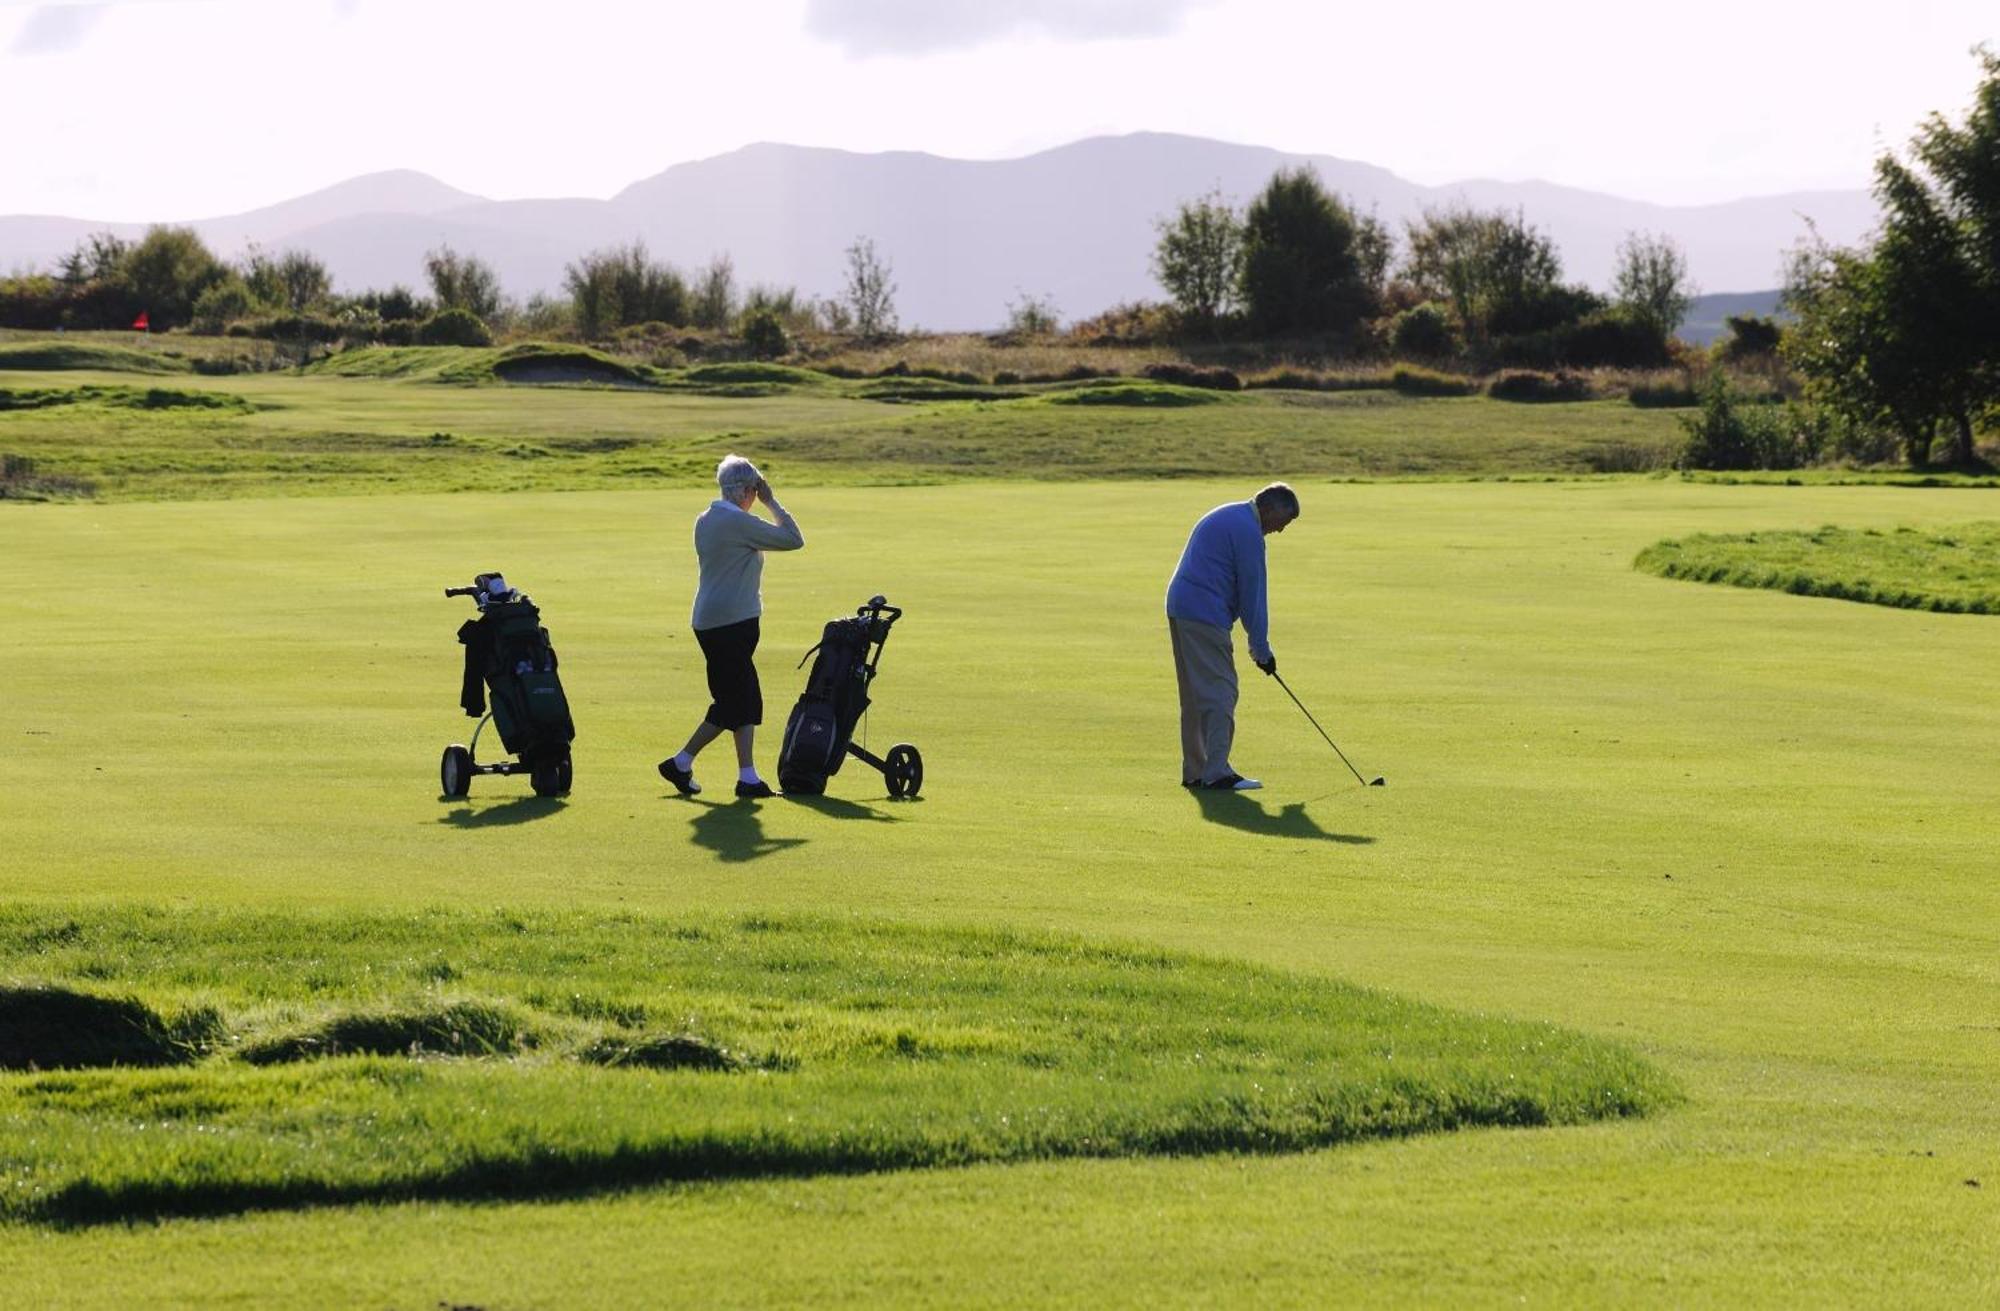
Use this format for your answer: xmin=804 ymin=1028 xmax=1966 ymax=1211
xmin=1165 ymin=501 xmax=1270 ymax=662
xmin=691 ymin=498 xmax=804 ymax=630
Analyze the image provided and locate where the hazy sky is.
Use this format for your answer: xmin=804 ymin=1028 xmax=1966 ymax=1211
xmin=1 ymin=0 xmax=1992 ymax=220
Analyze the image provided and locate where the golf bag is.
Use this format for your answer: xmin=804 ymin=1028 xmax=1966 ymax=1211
xmin=777 ymin=595 xmax=922 ymax=798
xmin=439 ymin=572 xmax=575 ymax=798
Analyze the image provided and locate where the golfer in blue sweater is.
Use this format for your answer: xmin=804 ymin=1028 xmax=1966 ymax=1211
xmin=1165 ymin=483 xmax=1299 ymax=791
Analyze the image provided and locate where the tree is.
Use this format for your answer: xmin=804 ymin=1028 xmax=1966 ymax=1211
xmin=1151 ymin=190 xmax=1241 ymax=334
xmin=57 ymin=232 xmax=129 ymax=287
xmin=1237 ymin=168 xmax=1376 ymax=337
xmin=692 ymin=253 xmax=737 ymax=330
xmin=563 ymin=242 xmax=689 ymax=337
xmin=121 ymin=226 xmax=228 ymax=328
xmin=842 ymin=237 xmax=897 ymax=339
xmin=1784 ymin=48 xmax=2000 ymax=467
xmin=424 ymin=245 xmax=502 ymax=321
xmin=245 ymin=247 xmax=331 ymax=313
xmin=1004 ymin=290 xmax=1060 ymax=336
xmin=1404 ymin=204 xmax=1565 ymax=340
xmin=1613 ymin=231 xmax=1695 ymax=342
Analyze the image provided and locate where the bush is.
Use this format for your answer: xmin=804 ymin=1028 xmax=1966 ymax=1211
xmin=1486 ymin=369 xmax=1591 ymax=402
xmin=741 ymin=309 xmax=789 ymax=360
xmin=1628 ymin=377 xmax=1699 ymax=408
xmin=1391 ymin=302 xmax=1457 ymax=359
xmin=1490 ymin=310 xmax=1670 ymax=369
xmin=375 ymin=318 xmax=419 ymax=346
xmin=235 ymin=314 xmax=346 ymax=343
xmin=1675 ymin=374 xmax=1807 ymax=470
xmin=1141 ymin=362 xmax=1243 ymax=391
xmin=417 ymin=308 xmax=493 ymax=347
xmin=1069 ymin=300 xmax=1175 ymax=344
xmin=1715 ymin=314 xmax=1783 ymax=363
xmin=1390 ymin=365 xmax=1478 ymax=397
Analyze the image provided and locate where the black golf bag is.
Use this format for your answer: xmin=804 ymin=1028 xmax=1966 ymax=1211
xmin=439 ymin=572 xmax=575 ymax=798
xmin=777 ymin=595 xmax=922 ymax=798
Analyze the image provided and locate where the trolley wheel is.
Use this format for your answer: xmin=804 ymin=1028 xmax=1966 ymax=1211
xmin=440 ymin=745 xmax=473 ymax=799
xmin=884 ymin=743 xmax=923 ymax=799
xmin=530 ymin=754 xmax=570 ymax=798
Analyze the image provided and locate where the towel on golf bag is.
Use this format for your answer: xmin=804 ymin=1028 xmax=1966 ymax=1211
xmin=777 ymin=615 xmax=876 ymax=795
xmin=456 ymin=597 xmax=575 ymax=760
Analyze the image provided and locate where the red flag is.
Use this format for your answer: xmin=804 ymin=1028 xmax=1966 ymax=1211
xmin=132 ymin=311 xmax=149 ymax=331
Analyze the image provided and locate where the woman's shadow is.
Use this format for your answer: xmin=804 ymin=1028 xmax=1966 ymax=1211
xmin=1190 ymin=789 xmax=1373 ymax=844
xmin=687 ymin=799 xmax=808 ymax=862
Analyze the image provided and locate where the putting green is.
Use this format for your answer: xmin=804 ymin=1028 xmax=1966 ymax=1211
xmin=2 ymin=479 xmax=1997 ymax=1303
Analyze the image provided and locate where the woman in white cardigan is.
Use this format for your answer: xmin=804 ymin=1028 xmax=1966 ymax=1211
xmin=658 ymin=454 xmax=804 ymax=799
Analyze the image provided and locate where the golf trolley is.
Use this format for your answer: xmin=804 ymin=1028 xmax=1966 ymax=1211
xmin=438 ymin=572 xmax=575 ymax=799
xmin=777 ymin=594 xmax=924 ymax=799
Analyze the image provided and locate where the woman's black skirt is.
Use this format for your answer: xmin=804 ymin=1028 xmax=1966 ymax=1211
xmin=695 ymin=616 xmax=762 ymax=729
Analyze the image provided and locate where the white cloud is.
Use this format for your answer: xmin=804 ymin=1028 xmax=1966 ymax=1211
xmin=804 ymin=0 xmax=1198 ymax=57
xmin=9 ymin=4 xmax=107 ymax=54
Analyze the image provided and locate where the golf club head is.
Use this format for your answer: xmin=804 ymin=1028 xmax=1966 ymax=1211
xmin=1369 ymin=777 xmax=1386 ymax=787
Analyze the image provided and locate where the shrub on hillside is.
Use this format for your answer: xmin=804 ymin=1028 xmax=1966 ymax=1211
xmin=741 ymin=309 xmax=789 ymax=360
xmin=375 ymin=318 xmax=419 ymax=346
xmin=1141 ymin=362 xmax=1242 ymax=391
xmin=233 ymin=314 xmax=346 ymax=343
xmin=1486 ymin=369 xmax=1591 ymax=402
xmin=1069 ymin=300 xmax=1175 ymax=344
xmin=417 ymin=308 xmax=493 ymax=347
xmin=1390 ymin=302 xmax=1457 ymax=359
xmin=1390 ymin=365 xmax=1478 ymax=397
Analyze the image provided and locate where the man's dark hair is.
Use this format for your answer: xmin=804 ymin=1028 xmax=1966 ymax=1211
xmin=1254 ymin=482 xmax=1300 ymax=519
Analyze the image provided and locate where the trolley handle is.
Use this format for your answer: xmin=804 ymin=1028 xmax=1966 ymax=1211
xmin=858 ymin=594 xmax=902 ymax=624
xmin=444 ymin=586 xmax=480 ymax=599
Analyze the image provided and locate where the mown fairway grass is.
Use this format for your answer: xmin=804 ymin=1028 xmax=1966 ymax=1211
xmin=1 ymin=475 xmax=1996 ymax=1304
xmin=1638 ymin=521 xmax=2000 ymax=613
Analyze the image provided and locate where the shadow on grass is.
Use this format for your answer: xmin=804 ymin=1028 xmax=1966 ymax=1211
xmin=437 ymin=796 xmax=566 ymax=828
xmin=30 ymin=1092 xmax=1587 ymax=1228
xmin=688 ymin=800 xmax=807 ymax=862
xmin=782 ymin=793 xmax=900 ymax=823
xmin=1190 ymin=790 xmax=1373 ymax=844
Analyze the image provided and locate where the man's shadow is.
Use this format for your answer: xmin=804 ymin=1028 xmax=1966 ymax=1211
xmin=1190 ymin=789 xmax=1374 ymax=844
xmin=688 ymin=799 xmax=808 ymax=862
xmin=437 ymin=796 xmax=566 ymax=828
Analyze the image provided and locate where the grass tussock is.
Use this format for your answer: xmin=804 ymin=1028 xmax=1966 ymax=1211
xmin=0 ymin=984 xmax=222 ymax=1071
xmin=1635 ymin=523 xmax=2000 ymax=613
xmin=239 ymin=1000 xmax=529 ymax=1064
xmin=0 ymin=384 xmax=252 ymax=413
xmin=0 ymin=906 xmax=1676 ymax=1224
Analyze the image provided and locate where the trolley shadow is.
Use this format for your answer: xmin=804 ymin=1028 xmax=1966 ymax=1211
xmin=437 ymin=796 xmax=566 ymax=828
xmin=1190 ymin=790 xmax=1373 ymax=844
xmin=688 ymin=799 xmax=808 ymax=862
xmin=783 ymin=794 xmax=901 ymax=823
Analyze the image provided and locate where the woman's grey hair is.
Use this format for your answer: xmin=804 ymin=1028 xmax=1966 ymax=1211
xmin=717 ymin=453 xmax=761 ymax=501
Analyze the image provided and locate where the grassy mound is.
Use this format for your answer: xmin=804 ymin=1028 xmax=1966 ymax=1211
xmin=1636 ymin=523 xmax=2000 ymax=614
xmin=240 ymin=1000 xmax=528 ymax=1064
xmin=0 ymin=384 xmax=253 ymax=413
xmin=306 ymin=346 xmax=470 ymax=379
xmin=858 ymin=379 xmax=1015 ymax=403
xmin=1045 ymin=381 xmax=1226 ymax=408
xmin=0 ymin=907 xmax=1675 ymax=1223
xmin=0 ymin=985 xmax=220 ymax=1071
xmin=485 ymin=344 xmax=654 ymax=388
xmin=680 ymin=362 xmax=830 ymax=386
xmin=0 ymin=343 xmax=192 ymax=375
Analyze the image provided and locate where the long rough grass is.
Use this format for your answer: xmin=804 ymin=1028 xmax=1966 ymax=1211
xmin=0 ymin=907 xmax=1673 ymax=1225
xmin=1635 ymin=522 xmax=2000 ymax=613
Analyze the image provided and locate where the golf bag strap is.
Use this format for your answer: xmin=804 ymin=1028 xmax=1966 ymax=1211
xmin=794 ymin=640 xmax=823 ymax=670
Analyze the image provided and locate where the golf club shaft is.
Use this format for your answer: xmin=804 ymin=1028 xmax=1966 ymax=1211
xmin=1271 ymin=672 xmax=1372 ymax=788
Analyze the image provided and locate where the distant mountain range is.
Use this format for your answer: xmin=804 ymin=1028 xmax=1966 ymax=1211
xmin=0 ymin=134 xmax=1871 ymax=331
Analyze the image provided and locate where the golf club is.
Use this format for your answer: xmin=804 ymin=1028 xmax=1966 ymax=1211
xmin=1270 ymin=671 xmax=1385 ymax=787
